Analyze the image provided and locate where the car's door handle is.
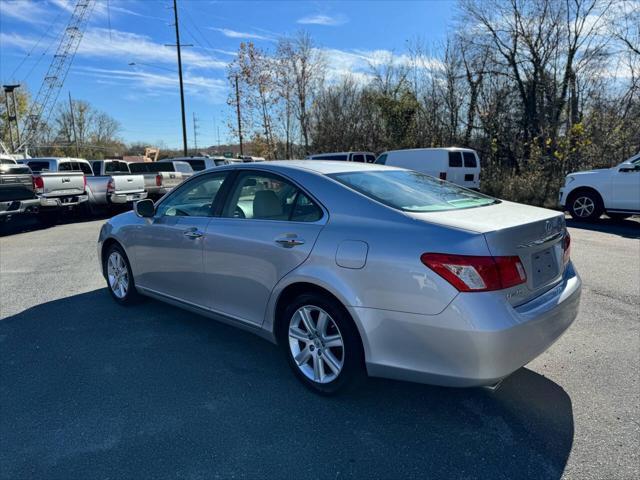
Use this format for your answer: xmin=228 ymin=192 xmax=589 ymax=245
xmin=275 ymin=236 xmax=305 ymax=248
xmin=183 ymin=228 xmax=203 ymax=239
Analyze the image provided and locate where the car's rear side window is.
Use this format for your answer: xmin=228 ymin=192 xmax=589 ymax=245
xmin=463 ymin=152 xmax=477 ymax=168
xmin=366 ymin=154 xmax=376 ymax=163
xmin=330 ymin=170 xmax=496 ymax=212
xmin=352 ymin=154 xmax=365 ymax=163
xmin=188 ymin=160 xmax=206 ymax=171
xmin=448 ymin=152 xmax=462 ymax=167
xmin=375 ymin=154 xmax=387 ymax=165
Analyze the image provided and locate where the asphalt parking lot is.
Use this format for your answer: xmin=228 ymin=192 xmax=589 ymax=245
xmin=0 ymin=215 xmax=638 ymax=480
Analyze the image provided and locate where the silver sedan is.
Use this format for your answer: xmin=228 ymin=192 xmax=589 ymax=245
xmin=98 ymin=161 xmax=581 ymax=394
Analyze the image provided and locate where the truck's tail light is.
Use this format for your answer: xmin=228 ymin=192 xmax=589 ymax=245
xmin=107 ymin=178 xmax=115 ymax=193
xmin=155 ymin=174 xmax=162 ymax=187
xmin=563 ymin=232 xmax=571 ymax=266
xmin=83 ymin=175 xmax=87 ymax=191
xmin=33 ymin=176 xmax=44 ymax=194
xmin=421 ymin=253 xmax=527 ymax=292
xmin=439 ymin=172 xmax=447 ymax=180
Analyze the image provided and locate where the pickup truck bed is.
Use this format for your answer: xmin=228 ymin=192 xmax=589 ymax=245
xmin=33 ymin=171 xmax=88 ymax=209
xmin=128 ymin=162 xmax=188 ymax=198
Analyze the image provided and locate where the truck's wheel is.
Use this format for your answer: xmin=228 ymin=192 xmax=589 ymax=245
xmin=568 ymin=191 xmax=603 ymax=221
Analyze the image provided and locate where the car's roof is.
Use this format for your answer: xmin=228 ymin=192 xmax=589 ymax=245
xmin=228 ymin=160 xmax=401 ymax=175
xmin=383 ymin=147 xmax=476 ymax=154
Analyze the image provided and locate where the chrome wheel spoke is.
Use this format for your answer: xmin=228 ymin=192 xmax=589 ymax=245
xmin=323 ymin=334 xmax=342 ymax=348
xmin=298 ymin=307 xmax=315 ymax=333
xmin=107 ymin=252 xmax=128 ymax=299
xmin=294 ymin=346 xmax=311 ymax=366
xmin=323 ymin=349 xmax=342 ymax=375
xmin=289 ymin=326 xmax=309 ymax=343
xmin=316 ymin=311 xmax=328 ymax=336
xmin=313 ymin=355 xmax=324 ymax=382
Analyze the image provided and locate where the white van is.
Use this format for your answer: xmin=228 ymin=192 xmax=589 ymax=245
xmin=376 ymin=148 xmax=481 ymax=189
xmin=306 ymin=151 xmax=377 ymax=163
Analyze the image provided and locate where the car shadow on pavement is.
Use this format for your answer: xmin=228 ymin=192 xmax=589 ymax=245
xmin=0 ymin=210 xmax=118 ymax=237
xmin=566 ymin=217 xmax=639 ymax=239
xmin=0 ymin=289 xmax=574 ymax=480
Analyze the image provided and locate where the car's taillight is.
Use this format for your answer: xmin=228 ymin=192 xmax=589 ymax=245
xmin=33 ymin=176 xmax=44 ymax=194
xmin=563 ymin=232 xmax=571 ymax=266
xmin=439 ymin=172 xmax=447 ymax=180
xmin=107 ymin=178 xmax=115 ymax=193
xmin=421 ymin=253 xmax=527 ymax=292
xmin=155 ymin=174 xmax=162 ymax=187
xmin=83 ymin=175 xmax=87 ymax=192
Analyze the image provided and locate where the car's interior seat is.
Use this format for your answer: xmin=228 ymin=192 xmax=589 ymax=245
xmin=253 ymin=190 xmax=285 ymax=219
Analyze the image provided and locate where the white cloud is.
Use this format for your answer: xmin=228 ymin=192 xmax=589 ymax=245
xmin=297 ymin=14 xmax=348 ymax=26
xmin=0 ymin=0 xmax=52 ymax=25
xmin=210 ymin=28 xmax=274 ymax=41
xmin=75 ymin=66 xmax=228 ymax=103
xmin=1 ymin=27 xmax=228 ymax=70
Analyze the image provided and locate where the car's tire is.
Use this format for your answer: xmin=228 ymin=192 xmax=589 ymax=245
xmin=607 ymin=212 xmax=632 ymax=221
xmin=280 ymin=292 xmax=365 ymax=395
xmin=103 ymin=243 xmax=140 ymax=305
xmin=567 ymin=190 xmax=603 ymax=221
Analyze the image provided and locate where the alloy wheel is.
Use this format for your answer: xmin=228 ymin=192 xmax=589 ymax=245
xmin=573 ymin=196 xmax=595 ymax=218
xmin=288 ymin=305 xmax=345 ymax=384
xmin=107 ymin=251 xmax=129 ymax=299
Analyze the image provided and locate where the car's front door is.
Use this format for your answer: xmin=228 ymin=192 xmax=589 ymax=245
xmin=610 ymin=158 xmax=640 ymax=211
xmin=134 ymin=171 xmax=230 ymax=306
xmin=203 ymin=171 xmax=327 ymax=326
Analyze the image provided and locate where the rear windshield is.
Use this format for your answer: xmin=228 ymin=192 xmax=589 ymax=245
xmin=330 ymin=170 xmax=497 ymax=212
xmin=128 ymin=163 xmax=151 ymax=173
xmin=105 ymin=161 xmax=130 ymax=174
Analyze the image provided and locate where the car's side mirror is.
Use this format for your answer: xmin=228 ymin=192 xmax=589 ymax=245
xmin=135 ymin=199 xmax=155 ymax=218
xmin=618 ymin=162 xmax=638 ymax=172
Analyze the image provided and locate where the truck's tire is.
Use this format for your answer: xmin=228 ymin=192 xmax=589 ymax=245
xmin=567 ymin=190 xmax=603 ymax=221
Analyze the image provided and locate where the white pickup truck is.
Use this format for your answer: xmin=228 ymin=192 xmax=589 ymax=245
xmin=128 ymin=161 xmax=191 ymax=199
xmin=19 ymin=157 xmax=88 ymax=212
xmin=85 ymin=160 xmax=146 ymax=213
xmin=559 ymin=153 xmax=640 ymax=221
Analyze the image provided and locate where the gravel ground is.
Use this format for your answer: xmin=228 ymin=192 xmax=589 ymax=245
xmin=0 ymin=214 xmax=638 ymax=480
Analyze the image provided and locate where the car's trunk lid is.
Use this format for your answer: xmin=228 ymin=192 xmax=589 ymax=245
xmin=407 ymin=201 xmax=567 ymax=305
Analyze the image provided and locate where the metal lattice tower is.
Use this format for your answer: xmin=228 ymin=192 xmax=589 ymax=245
xmin=19 ymin=0 xmax=95 ymax=152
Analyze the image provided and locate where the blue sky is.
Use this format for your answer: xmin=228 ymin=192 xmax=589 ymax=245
xmin=1 ymin=0 xmax=457 ymax=148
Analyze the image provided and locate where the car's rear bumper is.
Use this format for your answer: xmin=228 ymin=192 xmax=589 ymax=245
xmin=109 ymin=191 xmax=147 ymax=204
xmin=0 ymin=198 xmax=40 ymax=217
xmin=353 ymin=263 xmax=581 ymax=387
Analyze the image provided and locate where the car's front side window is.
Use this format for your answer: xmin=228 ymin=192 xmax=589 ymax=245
xmin=222 ymin=172 xmax=322 ymax=222
xmin=156 ymin=173 xmax=227 ymax=218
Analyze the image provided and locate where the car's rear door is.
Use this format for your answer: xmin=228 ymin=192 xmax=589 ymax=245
xmin=133 ymin=171 xmax=231 ymax=307
xmin=203 ymin=170 xmax=327 ymax=326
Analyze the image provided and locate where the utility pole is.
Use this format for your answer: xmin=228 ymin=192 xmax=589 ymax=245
xmin=170 ymin=0 xmax=188 ymax=157
xmin=234 ymin=74 xmax=244 ymax=157
xmin=192 ymin=112 xmax=199 ymax=154
xmin=2 ymin=84 xmax=21 ymax=153
xmin=68 ymin=91 xmax=80 ymax=157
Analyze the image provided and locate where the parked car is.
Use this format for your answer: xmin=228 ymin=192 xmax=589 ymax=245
xmin=560 ymin=153 xmax=640 ymax=221
xmin=306 ymin=151 xmax=376 ymax=163
xmin=84 ymin=160 xmax=147 ymax=214
xmin=19 ymin=157 xmax=88 ymax=219
xmin=98 ymin=161 xmax=581 ymax=394
xmin=375 ymin=148 xmax=481 ymax=189
xmin=163 ymin=156 xmax=230 ymax=171
xmin=0 ymin=159 xmax=40 ymax=221
xmin=155 ymin=159 xmax=195 ymax=176
xmin=128 ymin=162 xmax=190 ymax=199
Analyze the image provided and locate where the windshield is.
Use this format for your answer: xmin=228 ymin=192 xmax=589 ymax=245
xmin=330 ymin=170 xmax=497 ymax=212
